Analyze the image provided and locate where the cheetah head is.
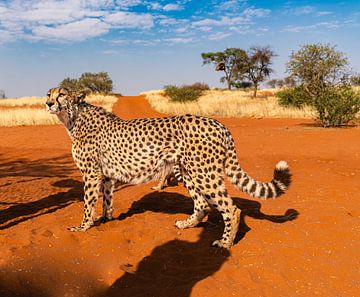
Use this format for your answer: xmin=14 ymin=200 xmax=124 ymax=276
xmin=46 ymin=87 xmax=86 ymax=114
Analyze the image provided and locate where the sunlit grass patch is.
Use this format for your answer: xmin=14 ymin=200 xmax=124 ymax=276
xmin=0 ymin=94 xmax=118 ymax=126
xmin=141 ymin=89 xmax=315 ymax=118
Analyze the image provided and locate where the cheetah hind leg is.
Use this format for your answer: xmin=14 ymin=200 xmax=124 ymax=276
xmin=175 ymin=176 xmax=211 ymax=229
xmin=211 ymin=205 xmax=241 ymax=249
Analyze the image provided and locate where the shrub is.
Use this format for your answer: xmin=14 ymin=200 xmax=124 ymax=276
xmin=232 ymin=81 xmax=252 ymax=89
xmin=164 ymin=83 xmax=209 ymax=102
xmin=277 ymin=85 xmax=360 ymax=127
xmin=277 ymin=85 xmax=312 ymax=109
xmin=314 ymin=86 xmax=360 ymax=127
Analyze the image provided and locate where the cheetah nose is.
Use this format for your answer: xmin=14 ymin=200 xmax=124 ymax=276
xmin=46 ymin=102 xmax=54 ymax=108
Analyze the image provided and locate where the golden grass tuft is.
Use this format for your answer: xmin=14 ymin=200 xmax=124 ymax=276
xmin=141 ymin=89 xmax=315 ymax=118
xmin=0 ymin=94 xmax=118 ymax=127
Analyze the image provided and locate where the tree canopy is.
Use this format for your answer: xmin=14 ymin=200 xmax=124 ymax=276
xmin=59 ymin=71 xmax=113 ymax=94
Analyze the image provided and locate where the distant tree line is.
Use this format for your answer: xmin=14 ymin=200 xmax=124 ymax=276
xmin=60 ymin=71 xmax=113 ymax=94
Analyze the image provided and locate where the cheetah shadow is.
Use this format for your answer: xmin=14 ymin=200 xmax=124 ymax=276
xmin=0 ymin=154 xmax=83 ymax=230
xmin=104 ymin=192 xmax=298 ymax=297
xmin=117 ymin=191 xmax=299 ymax=244
xmin=0 ymin=179 xmax=83 ymax=230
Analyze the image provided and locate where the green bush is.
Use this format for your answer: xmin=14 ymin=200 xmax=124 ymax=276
xmin=314 ymin=86 xmax=360 ymax=127
xmin=277 ymin=85 xmax=360 ymax=127
xmin=164 ymin=83 xmax=209 ymax=102
xmin=277 ymin=85 xmax=312 ymax=109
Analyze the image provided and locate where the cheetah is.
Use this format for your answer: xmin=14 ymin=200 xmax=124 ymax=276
xmin=46 ymin=87 xmax=291 ymax=249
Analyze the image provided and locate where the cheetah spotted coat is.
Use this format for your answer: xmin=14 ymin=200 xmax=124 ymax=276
xmin=46 ymin=88 xmax=291 ymax=249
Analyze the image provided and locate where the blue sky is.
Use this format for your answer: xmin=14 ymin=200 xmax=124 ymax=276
xmin=0 ymin=0 xmax=359 ymax=97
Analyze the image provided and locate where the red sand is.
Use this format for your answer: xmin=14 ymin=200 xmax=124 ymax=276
xmin=0 ymin=96 xmax=359 ymax=297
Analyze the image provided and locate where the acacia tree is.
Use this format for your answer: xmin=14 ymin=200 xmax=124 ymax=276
xmin=279 ymin=43 xmax=360 ymax=127
xmin=287 ymin=43 xmax=348 ymax=97
xmin=60 ymin=77 xmax=80 ymax=92
xmin=0 ymin=89 xmax=5 ymax=99
xmin=244 ymin=46 xmax=276 ymax=97
xmin=78 ymin=72 xmax=113 ymax=93
xmin=59 ymin=71 xmax=113 ymax=94
xmin=201 ymin=48 xmax=248 ymax=90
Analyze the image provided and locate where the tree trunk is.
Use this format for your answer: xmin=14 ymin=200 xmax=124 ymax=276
xmin=253 ymin=84 xmax=258 ymax=98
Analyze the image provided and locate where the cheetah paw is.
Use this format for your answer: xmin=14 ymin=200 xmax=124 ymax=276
xmin=211 ymin=239 xmax=232 ymax=249
xmin=151 ymin=185 xmax=163 ymax=191
xmin=175 ymin=220 xmax=190 ymax=229
xmin=68 ymin=226 xmax=87 ymax=232
xmin=94 ymin=216 xmax=113 ymax=224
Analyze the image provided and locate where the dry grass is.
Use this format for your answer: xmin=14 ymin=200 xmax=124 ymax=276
xmin=141 ymin=89 xmax=315 ymax=118
xmin=0 ymin=94 xmax=118 ymax=127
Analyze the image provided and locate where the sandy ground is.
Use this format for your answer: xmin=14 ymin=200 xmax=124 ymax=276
xmin=0 ymin=95 xmax=359 ymax=297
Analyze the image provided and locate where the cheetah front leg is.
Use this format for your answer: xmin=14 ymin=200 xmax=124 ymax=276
xmin=95 ymin=177 xmax=115 ymax=223
xmin=68 ymin=177 xmax=101 ymax=232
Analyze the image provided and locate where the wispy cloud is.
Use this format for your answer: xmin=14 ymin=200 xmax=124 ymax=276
xmin=316 ymin=11 xmax=333 ymax=17
xmin=163 ymin=3 xmax=183 ymax=11
xmin=165 ymin=37 xmax=193 ymax=44
xmin=208 ymin=32 xmax=231 ymax=41
xmin=104 ymin=11 xmax=154 ymax=29
xmin=191 ymin=6 xmax=270 ymax=28
xmin=282 ymin=21 xmax=343 ymax=33
xmin=284 ymin=5 xmax=315 ymax=15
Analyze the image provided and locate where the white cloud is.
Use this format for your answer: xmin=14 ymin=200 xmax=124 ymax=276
xmin=192 ymin=16 xmax=249 ymax=27
xmin=282 ymin=21 xmax=342 ymax=33
xmin=147 ymin=2 xmax=162 ymax=10
xmin=104 ymin=11 xmax=154 ymax=29
xmin=115 ymin=0 xmax=142 ymax=9
xmin=208 ymin=32 xmax=231 ymax=41
xmin=0 ymin=0 xmax=156 ymax=43
xmin=243 ymin=7 xmax=271 ymax=18
xmin=191 ymin=6 xmax=269 ymax=29
xmin=284 ymin=5 xmax=315 ymax=16
xmin=174 ymin=26 xmax=189 ymax=33
xmin=165 ymin=37 xmax=193 ymax=44
xmin=218 ymin=0 xmax=247 ymax=11
xmin=163 ymin=4 xmax=183 ymax=11
xmin=32 ymin=18 xmax=110 ymax=41
xmin=316 ymin=11 xmax=333 ymax=17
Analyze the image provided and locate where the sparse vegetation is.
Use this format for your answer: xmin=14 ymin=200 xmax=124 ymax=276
xmin=164 ymin=83 xmax=210 ymax=102
xmin=0 ymin=94 xmax=118 ymax=126
xmin=142 ymin=89 xmax=315 ymax=118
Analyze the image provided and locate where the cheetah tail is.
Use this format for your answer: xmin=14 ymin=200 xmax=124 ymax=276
xmin=225 ymin=157 xmax=292 ymax=199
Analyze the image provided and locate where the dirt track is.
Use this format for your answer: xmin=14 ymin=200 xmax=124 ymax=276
xmin=0 ymin=96 xmax=359 ymax=297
